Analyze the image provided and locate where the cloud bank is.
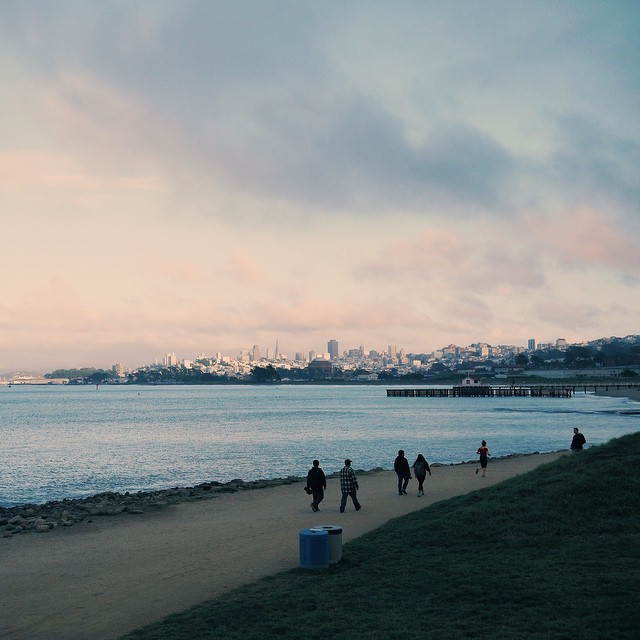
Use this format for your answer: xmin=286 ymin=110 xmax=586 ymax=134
xmin=1 ymin=1 xmax=638 ymax=371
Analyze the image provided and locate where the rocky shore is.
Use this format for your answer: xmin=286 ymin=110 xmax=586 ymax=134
xmin=0 ymin=468 xmax=384 ymax=538
xmin=0 ymin=476 xmax=305 ymax=537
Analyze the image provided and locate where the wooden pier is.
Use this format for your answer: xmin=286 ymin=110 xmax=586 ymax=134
xmin=387 ymin=383 xmax=640 ymax=398
xmin=387 ymin=385 xmax=574 ymax=398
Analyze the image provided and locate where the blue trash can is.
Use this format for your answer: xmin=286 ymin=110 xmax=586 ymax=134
xmin=299 ymin=528 xmax=329 ymax=570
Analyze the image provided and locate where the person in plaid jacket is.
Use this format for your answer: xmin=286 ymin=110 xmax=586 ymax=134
xmin=339 ymin=459 xmax=361 ymax=513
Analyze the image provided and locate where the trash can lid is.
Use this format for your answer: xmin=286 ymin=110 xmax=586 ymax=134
xmin=300 ymin=528 xmax=328 ymax=536
xmin=316 ymin=524 xmax=342 ymax=534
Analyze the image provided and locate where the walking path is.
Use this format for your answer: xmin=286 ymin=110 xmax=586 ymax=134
xmin=0 ymin=452 xmax=565 ymax=640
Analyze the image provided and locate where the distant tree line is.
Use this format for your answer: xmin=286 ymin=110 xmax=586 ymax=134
xmin=511 ymin=339 xmax=640 ymax=372
xmin=126 ymin=367 xmax=233 ymax=384
xmin=45 ymin=368 xmax=115 ymax=384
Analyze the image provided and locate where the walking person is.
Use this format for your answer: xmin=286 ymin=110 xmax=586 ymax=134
xmin=339 ymin=459 xmax=361 ymax=512
xmin=394 ymin=449 xmax=411 ymax=495
xmin=476 ymin=440 xmax=490 ymax=477
xmin=412 ymin=453 xmax=431 ymax=496
xmin=306 ymin=459 xmax=326 ymax=512
xmin=570 ymin=427 xmax=586 ymax=452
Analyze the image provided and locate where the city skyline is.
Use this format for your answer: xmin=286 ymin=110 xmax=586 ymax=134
xmin=13 ymin=333 xmax=619 ymax=376
xmin=2 ymin=2 xmax=639 ymax=373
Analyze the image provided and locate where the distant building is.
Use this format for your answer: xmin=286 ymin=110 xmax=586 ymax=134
xmin=328 ymin=339 xmax=339 ymax=360
xmin=308 ymin=359 xmax=334 ymax=380
xmin=528 ymin=338 xmax=536 ymax=351
xmin=356 ymin=373 xmax=378 ymax=381
xmin=252 ymin=345 xmax=261 ymax=361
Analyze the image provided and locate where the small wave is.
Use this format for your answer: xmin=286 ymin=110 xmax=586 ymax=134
xmin=493 ymin=407 xmax=640 ymax=417
xmin=492 ymin=407 xmax=600 ymax=416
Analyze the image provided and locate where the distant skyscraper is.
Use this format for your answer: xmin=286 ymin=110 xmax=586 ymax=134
xmin=266 ymin=346 xmax=274 ymax=360
xmin=309 ymin=350 xmax=317 ymax=362
xmin=328 ymin=339 xmax=339 ymax=359
xmin=275 ymin=339 xmax=280 ymax=359
xmin=252 ymin=345 xmax=261 ymax=361
xmin=528 ymin=338 xmax=536 ymax=351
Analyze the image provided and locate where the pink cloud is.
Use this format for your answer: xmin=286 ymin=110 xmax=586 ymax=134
xmin=0 ymin=151 xmax=163 ymax=190
xmin=356 ymin=228 xmax=468 ymax=279
xmin=356 ymin=226 xmax=546 ymax=290
xmin=532 ymin=299 xmax=604 ymax=331
xmin=524 ymin=207 xmax=640 ymax=273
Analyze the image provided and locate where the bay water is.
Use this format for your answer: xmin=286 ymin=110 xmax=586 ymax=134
xmin=1 ymin=384 xmax=638 ymax=507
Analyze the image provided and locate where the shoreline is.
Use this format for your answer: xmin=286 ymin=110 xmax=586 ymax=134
xmin=1 ymin=449 xmax=564 ymax=537
xmin=1 ymin=451 xmax=567 ymax=640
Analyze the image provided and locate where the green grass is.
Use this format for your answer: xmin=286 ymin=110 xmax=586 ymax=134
xmin=122 ymin=432 xmax=640 ymax=640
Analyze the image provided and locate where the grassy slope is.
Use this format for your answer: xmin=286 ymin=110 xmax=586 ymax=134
xmin=123 ymin=432 xmax=640 ymax=640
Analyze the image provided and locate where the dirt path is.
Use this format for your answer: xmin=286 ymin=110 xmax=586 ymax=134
xmin=0 ymin=452 xmax=564 ymax=640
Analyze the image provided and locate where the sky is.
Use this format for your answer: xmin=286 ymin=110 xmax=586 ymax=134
xmin=1 ymin=1 xmax=639 ymax=373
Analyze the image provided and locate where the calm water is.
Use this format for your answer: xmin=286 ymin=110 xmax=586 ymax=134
xmin=1 ymin=384 xmax=638 ymax=507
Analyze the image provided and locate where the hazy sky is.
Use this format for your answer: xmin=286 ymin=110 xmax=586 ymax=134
xmin=1 ymin=1 xmax=639 ymax=372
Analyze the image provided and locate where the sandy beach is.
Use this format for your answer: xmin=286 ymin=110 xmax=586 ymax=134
xmin=0 ymin=452 xmax=565 ymax=640
xmin=595 ymin=387 xmax=640 ymax=402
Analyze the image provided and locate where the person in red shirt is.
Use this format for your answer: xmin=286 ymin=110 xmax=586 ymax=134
xmin=476 ymin=440 xmax=490 ymax=477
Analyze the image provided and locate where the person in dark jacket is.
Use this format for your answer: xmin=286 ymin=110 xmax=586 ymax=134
xmin=394 ymin=449 xmax=411 ymax=495
xmin=412 ymin=453 xmax=431 ymax=496
xmin=570 ymin=428 xmax=586 ymax=452
xmin=306 ymin=459 xmax=327 ymax=512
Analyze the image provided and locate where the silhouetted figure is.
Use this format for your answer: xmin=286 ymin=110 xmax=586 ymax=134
xmin=394 ymin=449 xmax=412 ymax=495
xmin=412 ymin=453 xmax=431 ymax=496
xmin=306 ymin=459 xmax=326 ymax=512
xmin=570 ymin=428 xmax=586 ymax=452
xmin=476 ymin=440 xmax=490 ymax=477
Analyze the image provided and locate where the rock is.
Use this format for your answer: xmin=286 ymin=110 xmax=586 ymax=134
xmin=34 ymin=518 xmax=53 ymax=533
